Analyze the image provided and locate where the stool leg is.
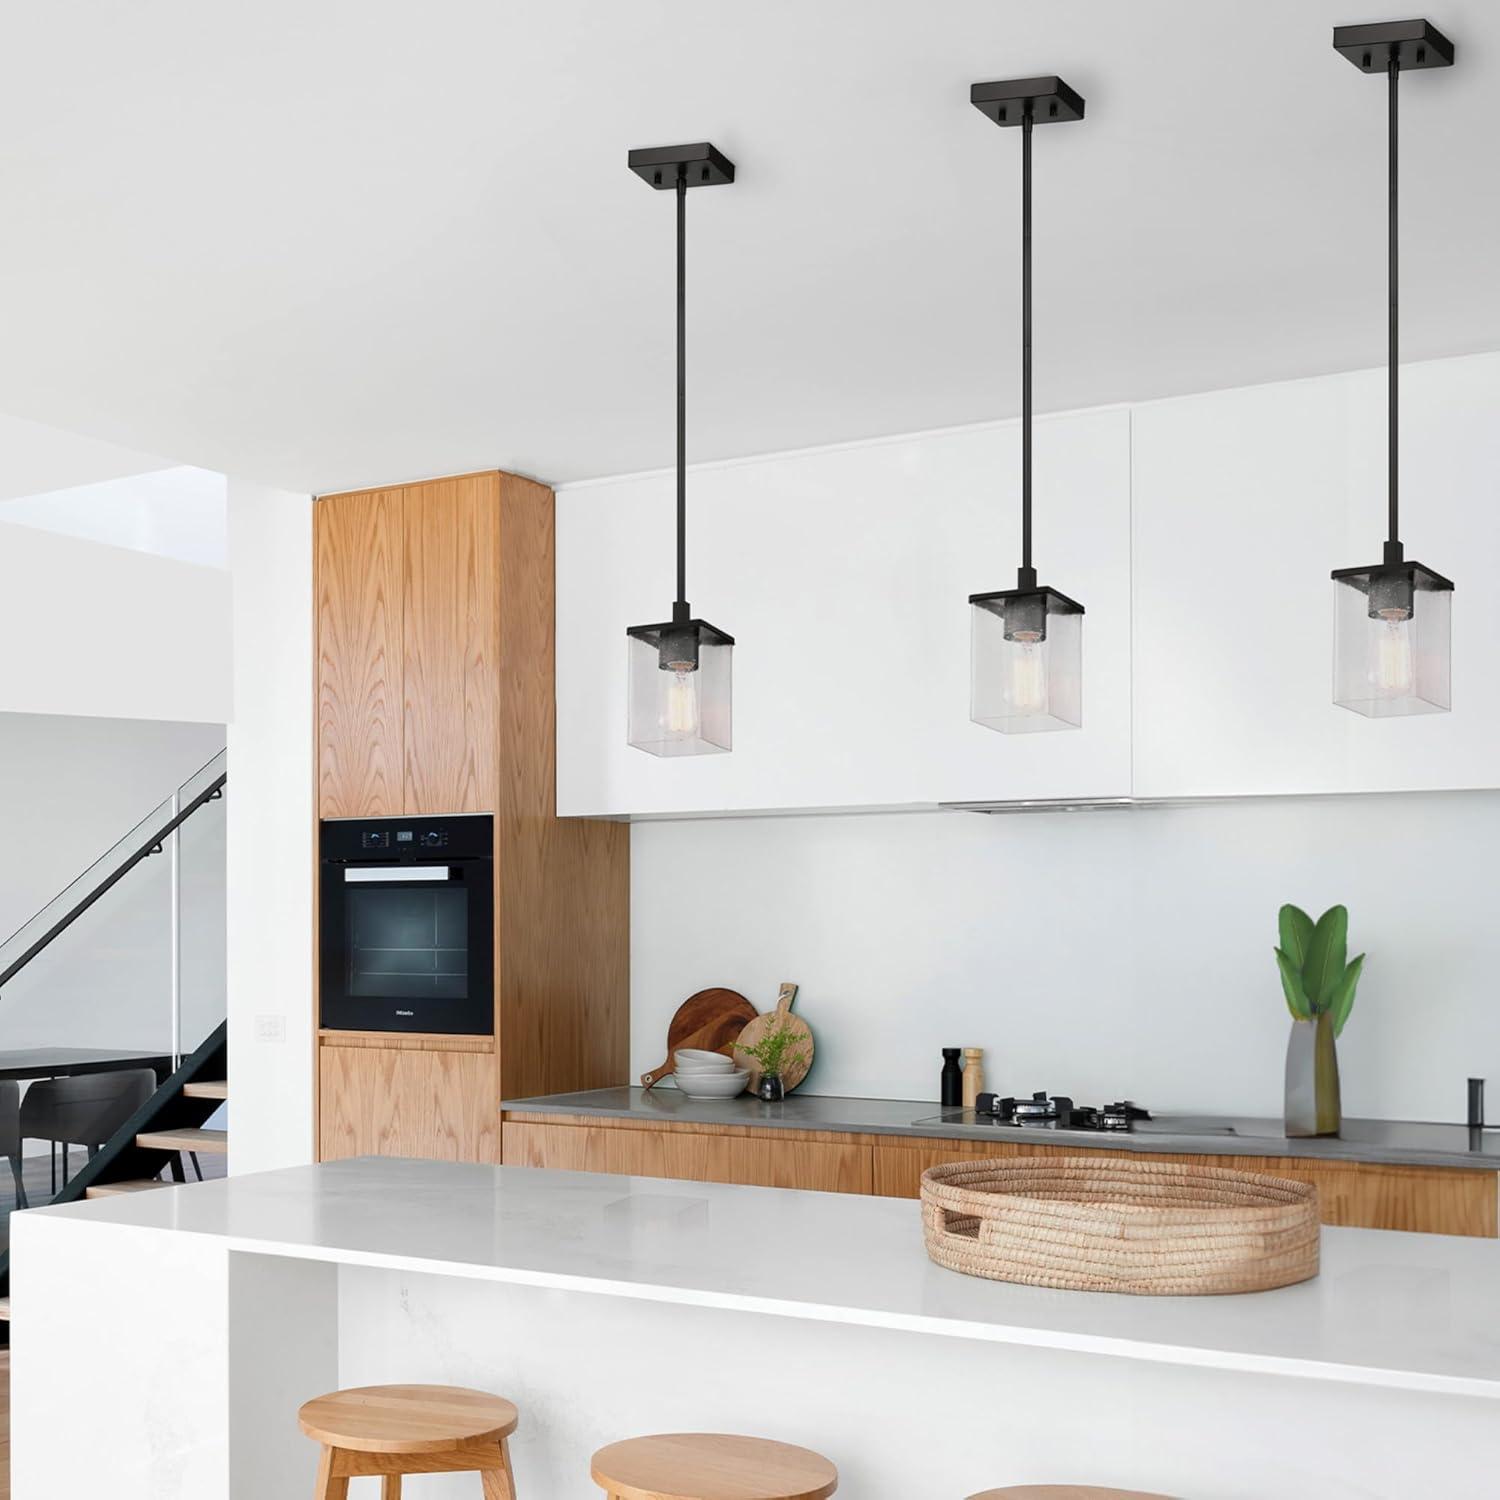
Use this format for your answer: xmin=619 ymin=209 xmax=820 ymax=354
xmin=313 ymin=1445 xmax=349 ymax=1500
xmin=381 ymin=1478 xmax=402 ymax=1499
xmin=479 ymin=1438 xmax=516 ymax=1500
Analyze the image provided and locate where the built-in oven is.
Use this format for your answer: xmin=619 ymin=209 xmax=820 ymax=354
xmin=319 ymin=814 xmax=493 ymax=1036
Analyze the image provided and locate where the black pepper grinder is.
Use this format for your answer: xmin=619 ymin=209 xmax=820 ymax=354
xmin=940 ymin=1048 xmax=963 ymax=1108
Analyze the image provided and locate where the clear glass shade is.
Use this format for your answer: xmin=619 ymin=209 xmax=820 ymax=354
xmin=1332 ymin=564 xmax=1451 ymax=717
xmin=627 ymin=618 xmax=732 ymax=756
xmin=969 ymin=588 xmax=1083 ymax=734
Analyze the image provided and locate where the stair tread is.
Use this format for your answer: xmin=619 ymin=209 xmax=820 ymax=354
xmin=86 ymin=1178 xmax=169 ymax=1198
xmin=183 ymin=1080 xmax=228 ymax=1100
xmin=0 ymin=1296 xmax=9 ymax=1321
xmin=135 ymin=1126 xmax=228 ymax=1153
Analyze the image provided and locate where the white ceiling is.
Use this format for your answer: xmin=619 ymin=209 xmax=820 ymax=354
xmin=1 ymin=1 xmax=1497 ymax=494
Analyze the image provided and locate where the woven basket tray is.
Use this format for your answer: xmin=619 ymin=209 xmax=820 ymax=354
xmin=921 ymin=1156 xmax=1319 ymax=1296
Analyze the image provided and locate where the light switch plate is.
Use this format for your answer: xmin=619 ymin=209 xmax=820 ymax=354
xmin=255 ymin=1014 xmax=286 ymax=1042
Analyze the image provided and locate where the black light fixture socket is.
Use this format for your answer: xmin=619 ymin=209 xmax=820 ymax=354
xmin=969 ymin=585 xmax=1085 ymax=644
xmin=1333 ymin=19 xmax=1454 ymax=71
xmin=970 ymin=76 xmax=1085 ymax=127
xmin=627 ymin=142 xmax=736 ymax=189
xmin=626 ymin=618 xmax=735 ymax=673
xmin=1331 ymin=561 xmax=1454 ymax=621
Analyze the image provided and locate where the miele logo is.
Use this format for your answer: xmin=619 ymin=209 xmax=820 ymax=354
xmin=395 ymin=1009 xmax=415 ymax=1017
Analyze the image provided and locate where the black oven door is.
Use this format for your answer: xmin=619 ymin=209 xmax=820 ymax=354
xmin=320 ymin=858 xmax=493 ymax=1035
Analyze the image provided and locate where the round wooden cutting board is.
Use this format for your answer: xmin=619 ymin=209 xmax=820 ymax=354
xmin=734 ymin=982 xmax=814 ymax=1094
xmin=640 ymin=987 xmax=757 ymax=1089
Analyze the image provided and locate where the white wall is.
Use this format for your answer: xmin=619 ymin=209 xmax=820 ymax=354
xmin=225 ymin=478 xmax=314 ymax=1175
xmin=0 ymin=520 xmax=230 ymax=723
xmin=631 ymin=793 xmax=1500 ymax=1123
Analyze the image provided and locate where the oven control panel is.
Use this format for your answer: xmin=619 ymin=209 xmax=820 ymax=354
xmin=321 ymin=814 xmax=492 ymax=863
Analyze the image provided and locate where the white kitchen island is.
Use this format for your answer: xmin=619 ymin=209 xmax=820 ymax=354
xmin=11 ymin=1158 xmax=1500 ymax=1499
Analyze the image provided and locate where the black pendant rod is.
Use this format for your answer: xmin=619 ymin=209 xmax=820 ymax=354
xmin=1019 ymin=108 xmax=1036 ymax=590
xmin=1386 ymin=57 xmax=1401 ymax=560
xmin=675 ymin=169 xmax=689 ymax=616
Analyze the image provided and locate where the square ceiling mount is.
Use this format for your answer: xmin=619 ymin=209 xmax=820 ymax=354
xmin=1333 ymin=19 xmax=1455 ymax=71
xmin=627 ymin=142 xmax=735 ymax=189
xmin=970 ymin=76 xmax=1085 ymax=127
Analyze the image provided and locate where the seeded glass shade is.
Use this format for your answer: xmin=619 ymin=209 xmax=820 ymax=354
xmin=969 ymin=587 xmax=1083 ymax=734
xmin=1332 ymin=563 xmax=1452 ymax=717
xmin=626 ymin=619 xmax=733 ymax=756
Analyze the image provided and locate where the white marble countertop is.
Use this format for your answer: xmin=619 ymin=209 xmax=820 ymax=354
xmin=31 ymin=1156 xmax=1500 ymax=1399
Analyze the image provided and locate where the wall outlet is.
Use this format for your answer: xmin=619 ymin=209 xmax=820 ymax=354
xmin=255 ymin=1013 xmax=286 ymax=1042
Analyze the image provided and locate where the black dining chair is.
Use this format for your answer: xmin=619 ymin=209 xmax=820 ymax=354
xmin=19 ymin=1068 xmax=156 ymax=1201
xmin=0 ymin=1079 xmax=23 ymax=1208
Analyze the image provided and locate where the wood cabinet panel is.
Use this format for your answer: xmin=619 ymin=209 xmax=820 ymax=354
xmin=316 ymin=487 xmax=405 ymax=817
xmin=503 ymin=1121 xmax=872 ymax=1195
xmin=402 ymin=473 xmax=500 ymax=815
xmin=870 ymin=1140 xmax=1498 ymax=1238
xmin=320 ymin=1044 xmax=500 ymax=1164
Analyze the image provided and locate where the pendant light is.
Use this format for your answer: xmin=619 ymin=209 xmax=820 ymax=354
xmin=968 ymin=78 xmax=1086 ymax=735
xmin=624 ymin=143 xmax=736 ymax=757
xmin=1331 ymin=21 xmax=1455 ymax=717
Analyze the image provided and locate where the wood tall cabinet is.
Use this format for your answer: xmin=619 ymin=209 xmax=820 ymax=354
xmin=315 ymin=471 xmax=630 ymax=1165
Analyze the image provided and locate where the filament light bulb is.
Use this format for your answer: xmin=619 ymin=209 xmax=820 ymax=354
xmin=1374 ymin=608 xmax=1413 ymax=698
xmin=1008 ymin=632 xmax=1048 ymax=715
xmin=662 ymin=661 xmax=700 ymax=737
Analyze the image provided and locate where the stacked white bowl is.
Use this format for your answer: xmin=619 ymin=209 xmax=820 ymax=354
xmin=673 ymin=1048 xmax=750 ymax=1098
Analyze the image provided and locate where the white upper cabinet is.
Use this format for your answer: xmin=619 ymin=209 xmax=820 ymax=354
xmin=1132 ymin=353 xmax=1500 ymax=798
xmin=557 ymin=409 xmax=1133 ymax=816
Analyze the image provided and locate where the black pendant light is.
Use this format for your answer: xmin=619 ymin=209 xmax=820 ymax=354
xmin=624 ymin=143 xmax=736 ymax=757
xmin=1331 ymin=20 xmax=1455 ymax=717
xmin=968 ymin=78 xmax=1086 ymax=735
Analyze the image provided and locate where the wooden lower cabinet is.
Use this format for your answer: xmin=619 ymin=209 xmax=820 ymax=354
xmin=501 ymin=1114 xmax=1498 ymax=1237
xmin=503 ymin=1120 xmax=871 ymax=1195
xmin=869 ymin=1139 xmax=1498 ymax=1237
xmin=321 ymin=1037 xmax=501 ymax=1164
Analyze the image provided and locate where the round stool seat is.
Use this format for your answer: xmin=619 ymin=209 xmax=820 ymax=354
xmin=968 ymin=1489 xmax=1173 ymax=1499
xmin=591 ymin=1432 xmax=838 ymax=1500
xmin=298 ymin=1384 xmax=519 ymax=1455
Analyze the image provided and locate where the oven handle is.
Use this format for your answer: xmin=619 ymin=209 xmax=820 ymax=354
xmin=342 ymin=866 xmax=453 ymax=883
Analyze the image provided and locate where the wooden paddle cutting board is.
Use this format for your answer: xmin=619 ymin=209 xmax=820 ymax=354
xmin=734 ymin=982 xmax=814 ymax=1095
xmin=641 ymin=987 xmax=757 ymax=1090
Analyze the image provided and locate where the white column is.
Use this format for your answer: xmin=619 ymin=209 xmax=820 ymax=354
xmin=225 ymin=479 xmax=315 ymax=1173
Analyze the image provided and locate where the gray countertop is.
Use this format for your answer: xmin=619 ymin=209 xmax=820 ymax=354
xmin=501 ymin=1086 xmax=1500 ymax=1172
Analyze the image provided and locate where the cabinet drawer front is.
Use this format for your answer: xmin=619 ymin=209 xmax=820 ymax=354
xmin=504 ymin=1121 xmax=871 ymax=1195
xmin=320 ymin=1044 xmax=499 ymax=1164
xmin=871 ymin=1141 xmax=1498 ymax=1238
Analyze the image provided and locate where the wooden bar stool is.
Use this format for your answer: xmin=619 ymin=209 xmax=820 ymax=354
xmin=968 ymin=1488 xmax=1173 ymax=1498
xmin=298 ymin=1383 xmax=519 ymax=1498
xmin=591 ymin=1432 xmax=838 ymax=1500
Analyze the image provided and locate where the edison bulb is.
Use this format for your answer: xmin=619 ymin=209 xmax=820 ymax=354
xmin=662 ymin=663 xmax=701 ymax=737
xmin=1007 ymin=633 xmax=1048 ymax=716
xmin=1374 ymin=609 xmax=1414 ymax=698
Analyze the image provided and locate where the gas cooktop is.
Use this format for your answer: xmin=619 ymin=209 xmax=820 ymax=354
xmin=970 ymin=1091 xmax=1151 ymax=1132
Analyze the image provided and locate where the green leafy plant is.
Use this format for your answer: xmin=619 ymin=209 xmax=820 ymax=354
xmin=736 ymin=1019 xmax=808 ymax=1079
xmin=1274 ymin=903 xmax=1364 ymax=1037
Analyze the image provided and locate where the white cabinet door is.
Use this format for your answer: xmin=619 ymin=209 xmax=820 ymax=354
xmin=557 ymin=408 xmax=1132 ymax=817
xmin=1133 ymin=353 xmax=1500 ymax=798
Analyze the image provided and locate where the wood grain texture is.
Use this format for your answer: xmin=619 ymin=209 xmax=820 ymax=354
xmin=402 ymin=473 xmax=499 ymax=815
xmin=503 ymin=1120 xmax=872 ymax=1194
xmin=313 ymin=468 xmax=629 ymax=1163
xmin=591 ymin=1433 xmax=838 ymax=1500
xmin=316 ymin=487 xmax=405 ymax=817
xmin=734 ymin=982 xmax=813 ymax=1094
xmin=870 ymin=1139 xmax=1498 ymax=1237
xmin=641 ymin=988 xmax=757 ymax=1090
xmin=300 ymin=1385 xmax=517 ymax=1453
xmin=493 ymin=471 xmax=630 ymax=1102
xmin=319 ymin=1045 xmax=500 ymax=1164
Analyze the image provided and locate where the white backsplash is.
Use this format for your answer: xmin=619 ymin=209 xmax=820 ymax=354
xmin=631 ymin=793 xmax=1500 ymax=1122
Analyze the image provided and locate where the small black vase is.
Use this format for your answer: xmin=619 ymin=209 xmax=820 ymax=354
xmin=757 ymin=1073 xmax=785 ymax=1103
